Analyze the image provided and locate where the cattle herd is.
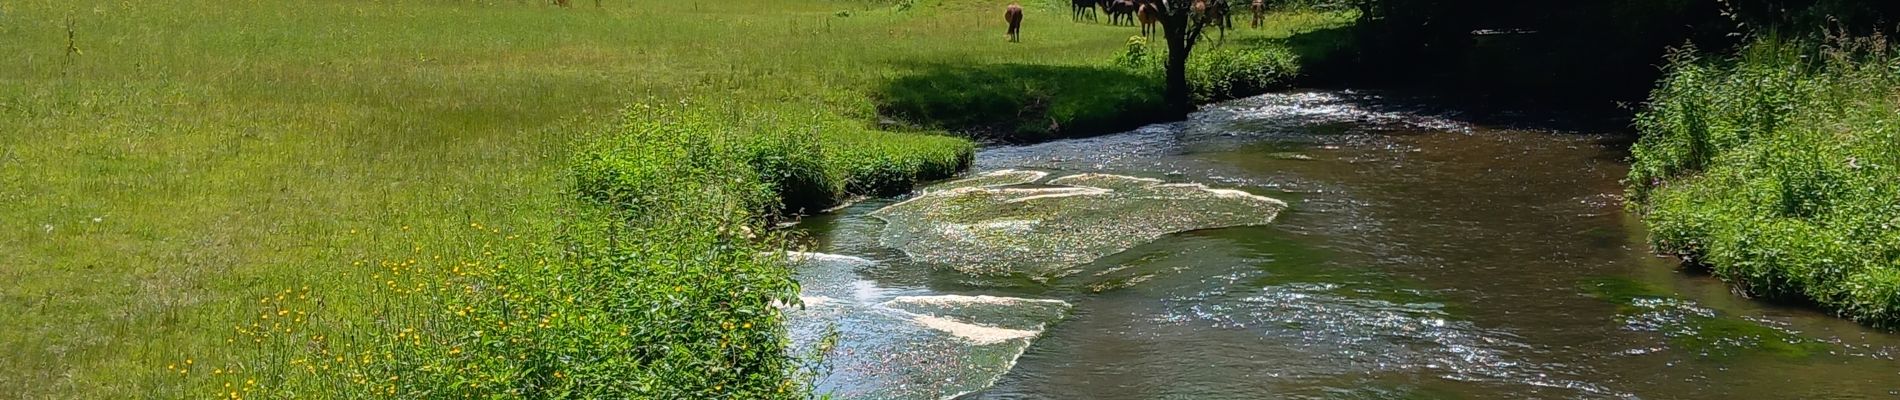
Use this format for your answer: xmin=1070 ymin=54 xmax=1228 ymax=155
xmin=1010 ymin=0 xmax=1267 ymax=42
xmin=1068 ymin=0 xmax=1267 ymax=36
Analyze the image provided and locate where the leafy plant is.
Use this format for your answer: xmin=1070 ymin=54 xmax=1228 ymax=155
xmin=1630 ymin=34 xmax=1900 ymax=327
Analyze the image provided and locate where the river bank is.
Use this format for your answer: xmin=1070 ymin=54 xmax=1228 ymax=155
xmin=1629 ymin=37 xmax=1900 ymax=328
xmin=791 ymin=90 xmax=1900 ymax=399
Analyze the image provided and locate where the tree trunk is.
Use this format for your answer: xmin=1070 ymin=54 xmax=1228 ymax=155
xmin=1161 ymin=13 xmax=1195 ymax=119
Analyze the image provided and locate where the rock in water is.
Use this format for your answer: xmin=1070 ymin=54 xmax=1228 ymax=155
xmin=783 ymin=252 xmax=1071 ymax=400
xmin=871 ymin=170 xmax=1287 ymax=280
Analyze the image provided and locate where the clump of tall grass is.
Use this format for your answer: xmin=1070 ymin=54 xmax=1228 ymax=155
xmin=1187 ymin=46 xmax=1302 ymax=102
xmin=576 ymin=102 xmax=969 ymax=214
xmin=1117 ymin=36 xmax=1304 ymax=103
xmin=1630 ymin=34 xmax=1900 ymax=327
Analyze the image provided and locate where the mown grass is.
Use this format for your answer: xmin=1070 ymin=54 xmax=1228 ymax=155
xmin=1629 ymin=35 xmax=1900 ymax=328
xmin=0 ymin=0 xmax=1345 ymax=397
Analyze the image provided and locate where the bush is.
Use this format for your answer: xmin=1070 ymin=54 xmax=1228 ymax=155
xmin=1187 ymin=46 xmax=1302 ymax=103
xmin=1116 ymin=35 xmax=1303 ymax=104
xmin=741 ymin=127 xmax=843 ymax=214
xmin=371 ymin=104 xmax=805 ymax=398
xmin=1630 ymin=35 xmax=1900 ymax=327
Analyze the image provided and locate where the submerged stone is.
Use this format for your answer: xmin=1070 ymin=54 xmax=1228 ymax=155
xmin=783 ymin=252 xmax=1071 ymax=400
xmin=871 ymin=170 xmax=1287 ymax=280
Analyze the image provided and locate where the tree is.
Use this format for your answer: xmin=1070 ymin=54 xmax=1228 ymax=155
xmin=1153 ymin=0 xmax=1229 ymax=118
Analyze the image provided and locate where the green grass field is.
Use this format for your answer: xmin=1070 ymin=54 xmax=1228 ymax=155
xmin=0 ymin=0 xmax=1348 ymax=397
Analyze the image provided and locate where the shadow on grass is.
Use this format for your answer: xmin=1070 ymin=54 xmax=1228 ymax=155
xmin=873 ymin=62 xmax=1168 ymax=143
xmin=1227 ymin=25 xmax=1359 ymax=85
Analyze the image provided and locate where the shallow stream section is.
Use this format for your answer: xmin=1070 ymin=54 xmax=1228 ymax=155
xmin=785 ymin=91 xmax=1900 ymax=399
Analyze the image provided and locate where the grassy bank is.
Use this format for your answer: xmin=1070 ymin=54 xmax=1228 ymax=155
xmin=1 ymin=0 xmax=1347 ymax=397
xmin=1629 ymin=36 xmax=1900 ymax=328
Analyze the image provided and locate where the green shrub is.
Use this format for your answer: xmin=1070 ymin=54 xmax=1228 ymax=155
xmin=825 ymin=129 xmax=972 ymax=195
xmin=338 ymin=104 xmax=807 ymax=398
xmin=338 ymin=204 xmax=805 ymax=398
xmin=1116 ymin=36 xmax=1164 ymax=71
xmin=1630 ymin=35 xmax=1900 ymax=327
xmin=740 ymin=124 xmax=844 ymax=214
xmin=1187 ymin=46 xmax=1302 ymax=103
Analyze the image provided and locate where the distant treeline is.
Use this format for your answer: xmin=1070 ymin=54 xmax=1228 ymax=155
xmin=1330 ymin=0 xmax=1900 ymax=108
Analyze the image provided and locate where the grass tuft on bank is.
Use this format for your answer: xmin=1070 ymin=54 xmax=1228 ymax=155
xmin=1629 ymin=35 xmax=1900 ymax=328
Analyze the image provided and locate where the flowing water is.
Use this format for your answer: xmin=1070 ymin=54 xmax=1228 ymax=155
xmin=785 ymin=91 xmax=1900 ymax=399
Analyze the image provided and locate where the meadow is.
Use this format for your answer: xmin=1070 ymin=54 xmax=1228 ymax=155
xmin=0 ymin=0 xmax=1349 ymax=397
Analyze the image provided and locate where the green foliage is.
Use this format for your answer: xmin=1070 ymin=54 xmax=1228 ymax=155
xmin=1124 ymin=34 xmax=1305 ymax=104
xmin=825 ymin=132 xmax=972 ymax=196
xmin=1630 ymin=35 xmax=1900 ymax=327
xmin=1116 ymin=36 xmax=1164 ymax=71
xmin=1186 ymin=46 xmax=1302 ymax=102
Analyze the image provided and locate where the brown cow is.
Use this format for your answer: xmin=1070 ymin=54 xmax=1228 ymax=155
xmin=1137 ymin=3 xmax=1158 ymax=37
xmin=1071 ymin=0 xmax=1098 ymax=22
xmin=1194 ymin=0 xmax=1231 ymax=29
xmin=1005 ymin=3 xmax=1024 ymax=42
xmin=1193 ymin=0 xmax=1232 ymax=42
xmin=1251 ymin=0 xmax=1265 ymax=29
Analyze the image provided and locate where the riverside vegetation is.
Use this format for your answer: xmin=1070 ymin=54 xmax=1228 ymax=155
xmin=1629 ymin=35 xmax=1900 ymax=328
xmin=0 ymin=0 xmax=1348 ymax=397
xmin=1331 ymin=0 xmax=1900 ymax=329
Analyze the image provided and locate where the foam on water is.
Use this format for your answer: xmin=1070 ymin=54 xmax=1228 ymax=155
xmin=785 ymin=251 xmax=876 ymax=266
xmin=905 ymin=314 xmax=1042 ymax=345
xmin=929 ymin=169 xmax=1049 ymax=191
xmin=784 ymin=252 xmax=1071 ymax=399
xmin=871 ymin=171 xmax=1286 ymax=280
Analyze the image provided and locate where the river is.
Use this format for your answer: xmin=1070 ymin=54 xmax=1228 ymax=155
xmin=785 ymin=91 xmax=1900 ymax=399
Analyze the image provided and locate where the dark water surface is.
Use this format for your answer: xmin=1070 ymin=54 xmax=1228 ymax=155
xmin=793 ymin=91 xmax=1900 ymax=399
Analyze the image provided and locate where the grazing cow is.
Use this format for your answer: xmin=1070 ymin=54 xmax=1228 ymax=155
xmin=1251 ymin=0 xmax=1265 ymax=29
xmin=1106 ymin=0 xmax=1137 ymax=26
xmin=1199 ymin=0 xmax=1232 ymax=30
xmin=1193 ymin=0 xmax=1232 ymax=41
xmin=1071 ymin=0 xmax=1098 ymax=22
xmin=1006 ymin=3 xmax=1024 ymax=42
xmin=1137 ymin=3 xmax=1158 ymax=37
